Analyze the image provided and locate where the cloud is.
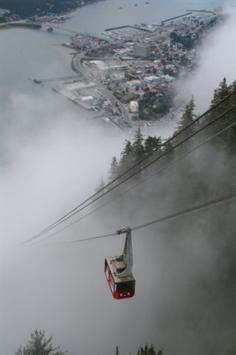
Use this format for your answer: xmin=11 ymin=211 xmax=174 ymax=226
xmin=175 ymin=6 xmax=236 ymax=112
xmin=0 ymin=86 xmax=126 ymax=354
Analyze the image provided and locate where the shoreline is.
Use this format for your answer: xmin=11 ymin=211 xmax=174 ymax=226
xmin=0 ymin=0 xmax=103 ymax=25
xmin=0 ymin=21 xmax=41 ymax=30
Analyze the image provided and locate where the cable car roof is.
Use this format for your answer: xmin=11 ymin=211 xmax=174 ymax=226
xmin=105 ymin=257 xmax=135 ymax=283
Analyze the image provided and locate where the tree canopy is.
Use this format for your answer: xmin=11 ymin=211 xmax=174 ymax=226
xmin=15 ymin=329 xmax=67 ymax=355
xmin=137 ymin=345 xmax=163 ymax=355
xmin=110 ymin=129 xmax=162 ymax=178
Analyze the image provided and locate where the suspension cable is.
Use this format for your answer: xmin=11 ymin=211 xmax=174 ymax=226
xmin=47 ymin=191 xmax=236 ymax=245
xmin=54 ymin=106 xmax=235 ymax=226
xmin=23 ymin=116 xmax=236 ymax=245
xmin=24 ymin=90 xmax=236 ymax=238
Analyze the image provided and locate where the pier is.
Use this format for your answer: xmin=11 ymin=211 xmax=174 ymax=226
xmin=104 ymin=25 xmax=152 ymax=33
xmin=161 ymin=12 xmax=192 ymax=25
xmin=186 ymin=9 xmax=216 ymax=15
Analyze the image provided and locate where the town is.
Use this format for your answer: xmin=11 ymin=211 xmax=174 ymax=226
xmin=37 ymin=9 xmax=222 ymax=130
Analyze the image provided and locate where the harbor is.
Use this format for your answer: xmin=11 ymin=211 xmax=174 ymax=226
xmin=32 ymin=8 xmax=221 ymax=130
xmin=0 ymin=0 xmax=220 ymax=133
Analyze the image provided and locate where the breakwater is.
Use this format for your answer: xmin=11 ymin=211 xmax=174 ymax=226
xmin=0 ymin=21 xmax=41 ymax=30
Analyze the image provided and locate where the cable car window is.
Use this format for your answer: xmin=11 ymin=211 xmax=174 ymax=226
xmin=116 ymin=281 xmax=135 ymax=292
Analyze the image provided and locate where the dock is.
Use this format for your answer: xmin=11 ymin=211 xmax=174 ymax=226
xmin=161 ymin=12 xmax=192 ymax=25
xmin=104 ymin=25 xmax=152 ymax=33
xmin=186 ymin=9 xmax=216 ymax=15
xmin=31 ymin=75 xmax=79 ymax=84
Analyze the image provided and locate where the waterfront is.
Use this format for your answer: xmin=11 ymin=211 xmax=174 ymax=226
xmin=0 ymin=0 xmax=220 ymax=110
xmin=63 ymin=0 xmax=218 ymax=34
xmin=59 ymin=10 xmax=220 ymax=128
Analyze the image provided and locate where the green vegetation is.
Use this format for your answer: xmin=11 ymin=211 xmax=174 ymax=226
xmin=109 ymin=127 xmax=162 ymax=177
xmin=170 ymin=31 xmax=196 ymax=49
xmin=139 ymin=91 xmax=173 ymax=120
xmin=0 ymin=0 xmax=94 ymax=18
xmin=208 ymin=78 xmax=236 ymax=150
xmin=106 ymin=79 xmax=236 ymax=355
xmin=15 ymin=329 xmax=67 ymax=355
xmin=137 ymin=345 xmax=163 ymax=355
xmin=176 ymin=97 xmax=195 ymax=132
xmin=110 ymin=79 xmax=236 ymax=177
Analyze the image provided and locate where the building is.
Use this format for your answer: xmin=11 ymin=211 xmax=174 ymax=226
xmin=129 ymin=100 xmax=139 ymax=113
xmin=133 ymin=44 xmax=151 ymax=58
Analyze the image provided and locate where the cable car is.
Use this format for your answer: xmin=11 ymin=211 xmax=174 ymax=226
xmin=104 ymin=227 xmax=135 ymax=299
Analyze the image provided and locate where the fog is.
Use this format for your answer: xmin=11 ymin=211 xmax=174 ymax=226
xmin=0 ymin=86 xmax=127 ymax=354
xmin=0 ymin=3 xmax=236 ymax=355
xmin=175 ymin=4 xmax=236 ymax=112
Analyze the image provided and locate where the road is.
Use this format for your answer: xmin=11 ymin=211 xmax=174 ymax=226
xmin=71 ymin=52 xmax=133 ymax=128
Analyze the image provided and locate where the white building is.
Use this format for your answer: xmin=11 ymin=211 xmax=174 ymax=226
xmin=129 ymin=100 xmax=139 ymax=113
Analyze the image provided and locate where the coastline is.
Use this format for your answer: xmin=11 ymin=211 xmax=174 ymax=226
xmin=0 ymin=21 xmax=41 ymax=30
xmin=0 ymin=0 xmax=103 ymax=24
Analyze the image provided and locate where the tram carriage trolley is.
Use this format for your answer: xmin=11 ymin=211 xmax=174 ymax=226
xmin=104 ymin=227 xmax=136 ymax=300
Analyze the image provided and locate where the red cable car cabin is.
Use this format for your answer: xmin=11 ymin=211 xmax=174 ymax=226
xmin=104 ymin=257 xmax=135 ymax=299
xmin=104 ymin=228 xmax=135 ymax=300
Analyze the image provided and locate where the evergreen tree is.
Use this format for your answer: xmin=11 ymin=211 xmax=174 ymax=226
xmin=110 ymin=156 xmax=119 ymax=180
xmin=226 ymin=123 xmax=236 ymax=152
xmin=208 ymin=79 xmax=236 ymax=151
xmin=144 ymin=136 xmax=162 ymax=156
xmin=177 ymin=97 xmax=195 ymax=132
xmin=211 ymin=77 xmax=230 ymax=107
xmin=120 ymin=140 xmax=134 ymax=171
xmin=137 ymin=344 xmax=162 ymax=355
xmin=230 ymin=79 xmax=236 ymax=93
xmin=15 ymin=329 xmax=66 ymax=355
xmin=132 ymin=128 xmax=145 ymax=160
xmin=121 ymin=140 xmax=133 ymax=160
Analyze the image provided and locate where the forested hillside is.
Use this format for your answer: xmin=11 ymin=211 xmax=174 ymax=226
xmin=102 ymin=79 xmax=236 ymax=355
xmin=0 ymin=0 xmax=95 ymax=18
xmin=110 ymin=79 xmax=236 ymax=180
